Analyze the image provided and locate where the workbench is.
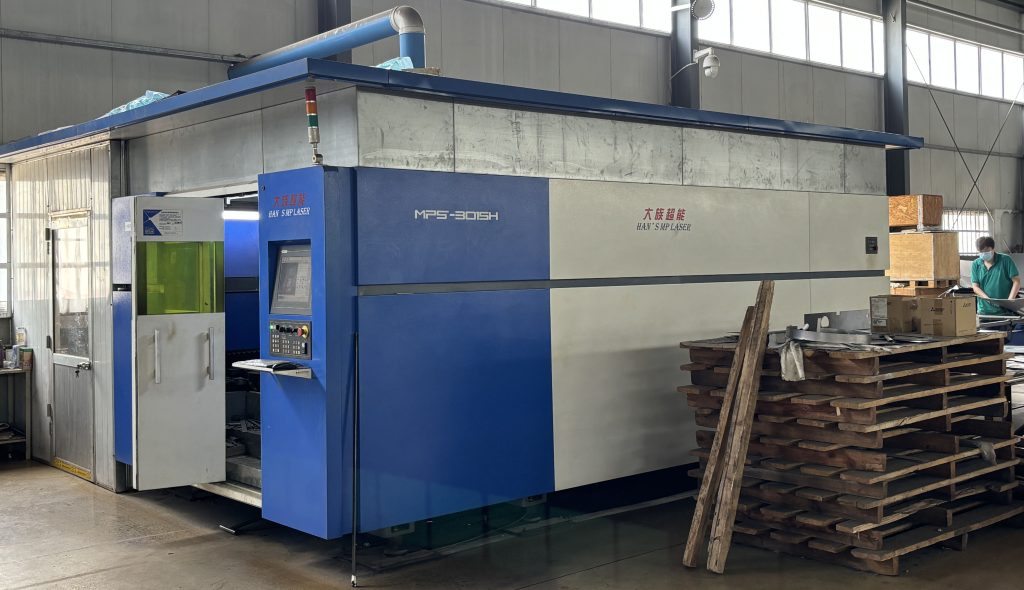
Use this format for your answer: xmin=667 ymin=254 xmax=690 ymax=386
xmin=0 ymin=367 xmax=32 ymax=461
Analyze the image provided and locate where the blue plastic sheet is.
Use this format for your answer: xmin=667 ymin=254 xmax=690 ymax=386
xmin=105 ymin=90 xmax=170 ymax=116
xmin=375 ymin=56 xmax=414 ymax=71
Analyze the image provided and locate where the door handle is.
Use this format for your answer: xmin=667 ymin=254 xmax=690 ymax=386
xmin=154 ymin=329 xmax=161 ymax=384
xmin=207 ymin=328 xmax=215 ymax=381
xmin=76 ymin=361 xmax=92 ymax=371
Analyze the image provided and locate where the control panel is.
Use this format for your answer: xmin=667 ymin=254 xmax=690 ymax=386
xmin=269 ymin=319 xmax=312 ymax=359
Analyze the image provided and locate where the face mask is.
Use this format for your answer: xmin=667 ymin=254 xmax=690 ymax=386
xmin=980 ymin=251 xmax=995 ymax=262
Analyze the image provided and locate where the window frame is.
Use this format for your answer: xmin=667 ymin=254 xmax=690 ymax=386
xmin=0 ymin=168 xmax=9 ymax=318
xmin=942 ymin=209 xmax=992 ymax=257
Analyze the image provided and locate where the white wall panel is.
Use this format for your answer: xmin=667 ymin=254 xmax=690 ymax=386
xmin=813 ymin=69 xmax=848 ymax=128
xmin=910 ymin=149 xmax=932 ymax=195
xmin=808 ymin=193 xmax=889 ymax=272
xmin=953 ymin=152 xmax=982 ymax=210
xmin=997 ymin=104 xmax=1023 ymax=155
xmin=610 ymin=29 xmax=663 ymax=104
xmin=558 ymin=20 xmax=612 ymax=97
xmin=929 ymin=148 xmax=956 ymax=202
xmin=550 ymin=279 xmax=811 ymax=490
xmin=740 ymin=53 xmax=781 ymax=119
xmin=928 ymin=90 xmax=955 ymax=148
xmin=208 ymin=0 xmax=298 ymax=55
xmin=699 ymin=48 xmax=743 ymax=115
xmin=1 ymin=0 xmax=112 ymax=39
xmin=11 ymin=158 xmax=53 ymax=461
xmin=845 ymin=75 xmax=881 ymax=131
xmin=908 ymin=85 xmax=931 ymax=144
xmin=111 ymin=54 xmax=211 ymax=107
xmin=953 ymin=94 xmax=980 ymax=152
xmin=111 ymin=0 xmax=209 ymax=51
xmin=440 ymin=0 xmax=504 ymax=84
xmin=501 ymin=9 xmax=561 ymax=92
xmin=780 ymin=62 xmax=814 ymax=124
xmin=548 ymin=181 xmax=810 ymax=279
xmin=1 ymin=41 xmax=113 ymax=143
xmin=809 ymin=276 xmax=890 ymax=312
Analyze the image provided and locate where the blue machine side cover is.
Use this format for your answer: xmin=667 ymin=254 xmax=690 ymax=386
xmin=358 ymin=289 xmax=554 ymax=532
xmin=356 ymin=168 xmax=549 ymax=285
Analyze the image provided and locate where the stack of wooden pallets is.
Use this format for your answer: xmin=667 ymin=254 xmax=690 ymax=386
xmin=680 ymin=331 xmax=1024 ymax=575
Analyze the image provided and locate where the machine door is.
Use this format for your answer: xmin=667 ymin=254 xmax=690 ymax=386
xmin=50 ymin=213 xmax=95 ymax=481
xmin=134 ymin=313 xmax=225 ymax=489
xmin=130 ymin=208 xmax=226 ymax=491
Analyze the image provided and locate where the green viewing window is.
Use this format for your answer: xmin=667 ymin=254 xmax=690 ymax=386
xmin=137 ymin=241 xmax=224 ymax=315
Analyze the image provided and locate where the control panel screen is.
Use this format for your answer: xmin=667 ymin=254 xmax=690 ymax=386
xmin=271 ymin=243 xmax=312 ymax=315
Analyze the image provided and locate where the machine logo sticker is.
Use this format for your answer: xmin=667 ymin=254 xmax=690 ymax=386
xmin=142 ymin=209 xmax=183 ymax=236
xmin=637 ymin=207 xmax=691 ymax=232
xmin=267 ymin=193 xmax=311 ymax=219
xmin=414 ymin=209 xmax=500 ymax=221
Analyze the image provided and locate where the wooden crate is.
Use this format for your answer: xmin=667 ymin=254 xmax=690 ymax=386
xmin=889 ymin=231 xmax=960 ymax=281
xmin=889 ymin=195 xmax=943 ymax=229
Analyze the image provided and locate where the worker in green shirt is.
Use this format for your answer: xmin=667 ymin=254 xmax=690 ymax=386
xmin=971 ymin=236 xmax=1020 ymax=316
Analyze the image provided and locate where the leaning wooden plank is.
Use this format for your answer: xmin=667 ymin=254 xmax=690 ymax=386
xmin=706 ymin=281 xmax=775 ymax=574
xmin=681 ymin=307 xmax=756 ymax=568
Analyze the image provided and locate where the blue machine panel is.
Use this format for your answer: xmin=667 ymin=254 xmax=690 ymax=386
xmin=225 ymin=218 xmax=259 ymax=278
xmin=356 ymin=168 xmax=549 ymax=285
xmin=225 ymin=292 xmax=260 ymax=351
xmin=358 ymin=289 xmax=554 ymax=531
xmin=259 ymin=166 xmax=355 ymax=539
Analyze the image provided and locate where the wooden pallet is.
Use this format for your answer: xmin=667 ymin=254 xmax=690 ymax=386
xmin=681 ymin=331 xmax=1021 ymax=575
xmin=733 ymin=501 xmax=1024 ymax=575
xmin=889 ymin=278 xmax=960 ymax=288
xmin=890 ymin=285 xmax=953 ymax=297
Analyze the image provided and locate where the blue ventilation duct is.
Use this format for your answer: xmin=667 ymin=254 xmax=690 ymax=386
xmin=228 ymin=6 xmax=425 ymax=79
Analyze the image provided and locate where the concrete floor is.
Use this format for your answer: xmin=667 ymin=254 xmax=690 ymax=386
xmin=4 ymin=462 xmax=1024 ymax=589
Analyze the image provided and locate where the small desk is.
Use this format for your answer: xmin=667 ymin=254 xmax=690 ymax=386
xmin=0 ymin=367 xmax=32 ymax=461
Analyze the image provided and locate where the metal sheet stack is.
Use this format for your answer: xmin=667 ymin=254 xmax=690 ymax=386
xmin=680 ymin=331 xmax=1024 ymax=575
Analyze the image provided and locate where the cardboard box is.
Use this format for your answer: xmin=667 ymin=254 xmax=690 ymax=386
xmin=888 ymin=231 xmax=960 ymax=280
xmin=889 ymin=194 xmax=943 ymax=228
xmin=870 ymin=295 xmax=919 ymax=334
xmin=919 ymin=296 xmax=977 ymax=337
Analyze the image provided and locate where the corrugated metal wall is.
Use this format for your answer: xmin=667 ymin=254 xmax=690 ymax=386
xmin=11 ymin=143 xmax=117 ymax=489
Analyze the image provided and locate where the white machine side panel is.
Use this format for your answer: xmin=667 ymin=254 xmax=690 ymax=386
xmin=810 ymin=276 xmax=891 ymax=313
xmin=548 ymin=180 xmax=812 ymax=279
xmin=134 ymin=313 xmax=225 ymax=490
xmin=133 ymin=196 xmax=224 ymax=242
xmin=550 ymin=280 xmax=810 ymax=491
xmin=809 ymin=193 xmax=889 ymax=272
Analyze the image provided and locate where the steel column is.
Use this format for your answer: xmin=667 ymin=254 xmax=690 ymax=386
xmin=670 ymin=1 xmax=699 ymax=108
xmin=883 ymin=0 xmax=910 ymax=195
